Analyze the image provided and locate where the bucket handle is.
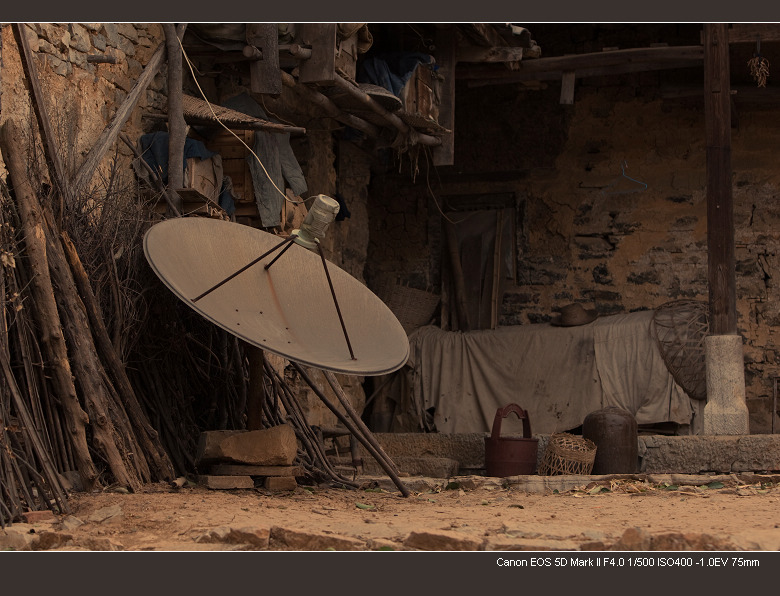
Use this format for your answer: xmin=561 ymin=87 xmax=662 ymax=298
xmin=490 ymin=404 xmax=532 ymax=440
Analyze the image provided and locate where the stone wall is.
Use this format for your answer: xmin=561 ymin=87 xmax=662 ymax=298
xmin=0 ymin=23 xmax=164 ymax=183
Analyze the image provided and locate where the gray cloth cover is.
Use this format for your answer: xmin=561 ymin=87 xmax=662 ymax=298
xmin=405 ymin=310 xmax=693 ymax=435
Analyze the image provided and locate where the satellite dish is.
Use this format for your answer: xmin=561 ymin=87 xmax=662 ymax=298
xmin=143 ymin=217 xmax=409 ymax=376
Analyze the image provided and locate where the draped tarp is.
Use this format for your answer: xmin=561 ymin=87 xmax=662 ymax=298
xmin=405 ymin=310 xmax=693 ymax=435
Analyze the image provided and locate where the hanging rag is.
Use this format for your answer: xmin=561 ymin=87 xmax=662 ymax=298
xmin=221 ymin=93 xmax=308 ymax=227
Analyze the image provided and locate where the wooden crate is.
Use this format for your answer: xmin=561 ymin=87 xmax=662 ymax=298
xmin=206 ymin=129 xmax=256 ymax=206
xmin=149 ymin=188 xmax=229 ymax=220
xmin=185 ymin=156 xmax=221 ymax=203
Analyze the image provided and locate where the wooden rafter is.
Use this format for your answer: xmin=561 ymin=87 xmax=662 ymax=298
xmin=728 ymin=24 xmax=780 ymax=43
xmin=458 ymin=45 xmax=705 ymax=82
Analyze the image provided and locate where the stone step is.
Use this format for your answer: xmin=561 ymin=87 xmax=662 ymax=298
xmin=355 ymin=432 xmax=780 ymax=476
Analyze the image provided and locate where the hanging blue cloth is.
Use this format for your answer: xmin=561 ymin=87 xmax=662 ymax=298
xmin=138 ymin=131 xmax=216 ymax=185
xmin=357 ymin=52 xmax=434 ymax=97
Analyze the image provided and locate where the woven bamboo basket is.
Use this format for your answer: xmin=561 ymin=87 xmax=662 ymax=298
xmin=650 ymin=299 xmax=709 ymax=401
xmin=377 ymin=281 xmax=440 ymax=335
xmin=539 ymin=433 xmax=597 ymax=476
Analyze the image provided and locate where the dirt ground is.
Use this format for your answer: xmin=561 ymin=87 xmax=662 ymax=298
xmin=5 ymin=473 xmax=780 ymax=552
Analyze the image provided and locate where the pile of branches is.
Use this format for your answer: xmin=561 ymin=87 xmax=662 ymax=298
xmin=0 ymin=117 xmax=266 ymax=524
xmin=0 ymin=122 xmax=182 ymax=526
xmin=0 ymin=118 xmax=385 ymax=526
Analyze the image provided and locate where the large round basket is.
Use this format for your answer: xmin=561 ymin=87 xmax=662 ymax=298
xmin=650 ymin=299 xmax=709 ymax=401
xmin=539 ymin=433 xmax=597 ymax=476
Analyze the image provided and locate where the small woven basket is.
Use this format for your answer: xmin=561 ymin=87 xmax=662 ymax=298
xmin=539 ymin=433 xmax=597 ymax=476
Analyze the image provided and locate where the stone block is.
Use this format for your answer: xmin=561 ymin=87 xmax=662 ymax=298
xmin=81 ymin=537 xmax=124 ymax=551
xmin=37 ymin=39 xmax=63 ymax=60
xmin=87 ymin=505 xmax=123 ymax=523
xmin=92 ymin=34 xmax=107 ymax=52
xmin=33 ymin=532 xmax=73 ymax=551
xmin=101 ymin=23 xmax=121 ymax=48
xmin=639 ymin=435 xmax=780 ymax=473
xmin=60 ymin=516 xmax=84 ymax=531
xmin=116 ymin=23 xmax=139 ymax=43
xmin=197 ymin=425 xmax=297 ymax=466
xmin=649 ymin=532 xmax=733 ymax=551
xmin=367 ymin=538 xmax=404 ymax=551
xmin=198 ymin=475 xmax=254 ymax=490
xmin=47 ymin=56 xmax=71 ymax=77
xmin=613 ymin=527 xmax=651 ymax=551
xmin=403 ymin=530 xmax=483 ymax=551
xmin=117 ymin=36 xmax=136 ymax=58
xmin=69 ymin=24 xmax=92 ymax=52
xmin=505 ymin=474 xmax=593 ymax=494
xmin=0 ymin=524 xmax=36 ymax=551
xmin=264 ymin=476 xmax=298 ymax=491
xmin=269 ymin=526 xmax=365 ymax=551
xmin=22 ymin=510 xmax=55 ymax=523
xmin=729 ymin=529 xmax=780 ymax=551
xmin=703 ymin=335 xmax=749 ymax=435
xmin=208 ymin=464 xmax=302 ymax=477
xmin=485 ymin=538 xmax=579 ymax=551
xmin=195 ymin=526 xmax=270 ymax=548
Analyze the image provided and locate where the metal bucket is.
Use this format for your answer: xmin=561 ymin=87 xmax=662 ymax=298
xmin=484 ymin=404 xmax=539 ymax=477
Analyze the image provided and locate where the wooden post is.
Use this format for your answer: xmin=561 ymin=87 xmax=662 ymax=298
xmin=704 ymin=23 xmax=737 ymax=335
xmin=444 ymin=219 xmax=471 ymax=331
xmin=246 ymin=345 xmax=265 ymax=430
xmin=164 ymin=24 xmax=185 ymax=216
xmin=298 ymin=24 xmax=337 ymax=85
xmin=74 ymin=24 xmax=187 ymax=195
xmin=433 ymin=26 xmax=457 ymax=166
xmin=560 ymin=71 xmax=576 ymax=105
xmin=246 ymin=24 xmax=281 ymax=95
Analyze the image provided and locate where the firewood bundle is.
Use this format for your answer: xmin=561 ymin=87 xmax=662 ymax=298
xmin=0 ymin=122 xmax=181 ymax=526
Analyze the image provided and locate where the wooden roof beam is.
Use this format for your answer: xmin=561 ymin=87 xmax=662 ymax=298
xmin=466 ymin=23 xmax=511 ymax=48
xmin=458 ymin=45 xmax=704 ymax=81
xmin=460 ymin=46 xmax=704 ymax=88
xmin=728 ymin=24 xmax=780 ymax=43
xmin=457 ymin=45 xmax=527 ymax=64
xmin=330 ymin=74 xmax=442 ymax=147
xmin=280 ymin=70 xmax=382 ymax=140
xmin=465 ymin=56 xmax=703 ymax=87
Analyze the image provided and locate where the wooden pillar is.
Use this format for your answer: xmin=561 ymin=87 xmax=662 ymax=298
xmin=702 ymin=24 xmax=749 ymax=435
xmin=246 ymin=346 xmax=265 ymax=430
xmin=704 ymin=23 xmax=737 ymax=335
xmin=246 ymin=24 xmax=281 ymax=95
xmin=433 ymin=25 xmax=457 ymax=166
xmin=164 ymin=24 xmax=185 ymax=215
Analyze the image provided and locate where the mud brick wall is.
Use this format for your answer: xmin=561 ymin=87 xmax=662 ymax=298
xmin=366 ymin=62 xmax=780 ymax=435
